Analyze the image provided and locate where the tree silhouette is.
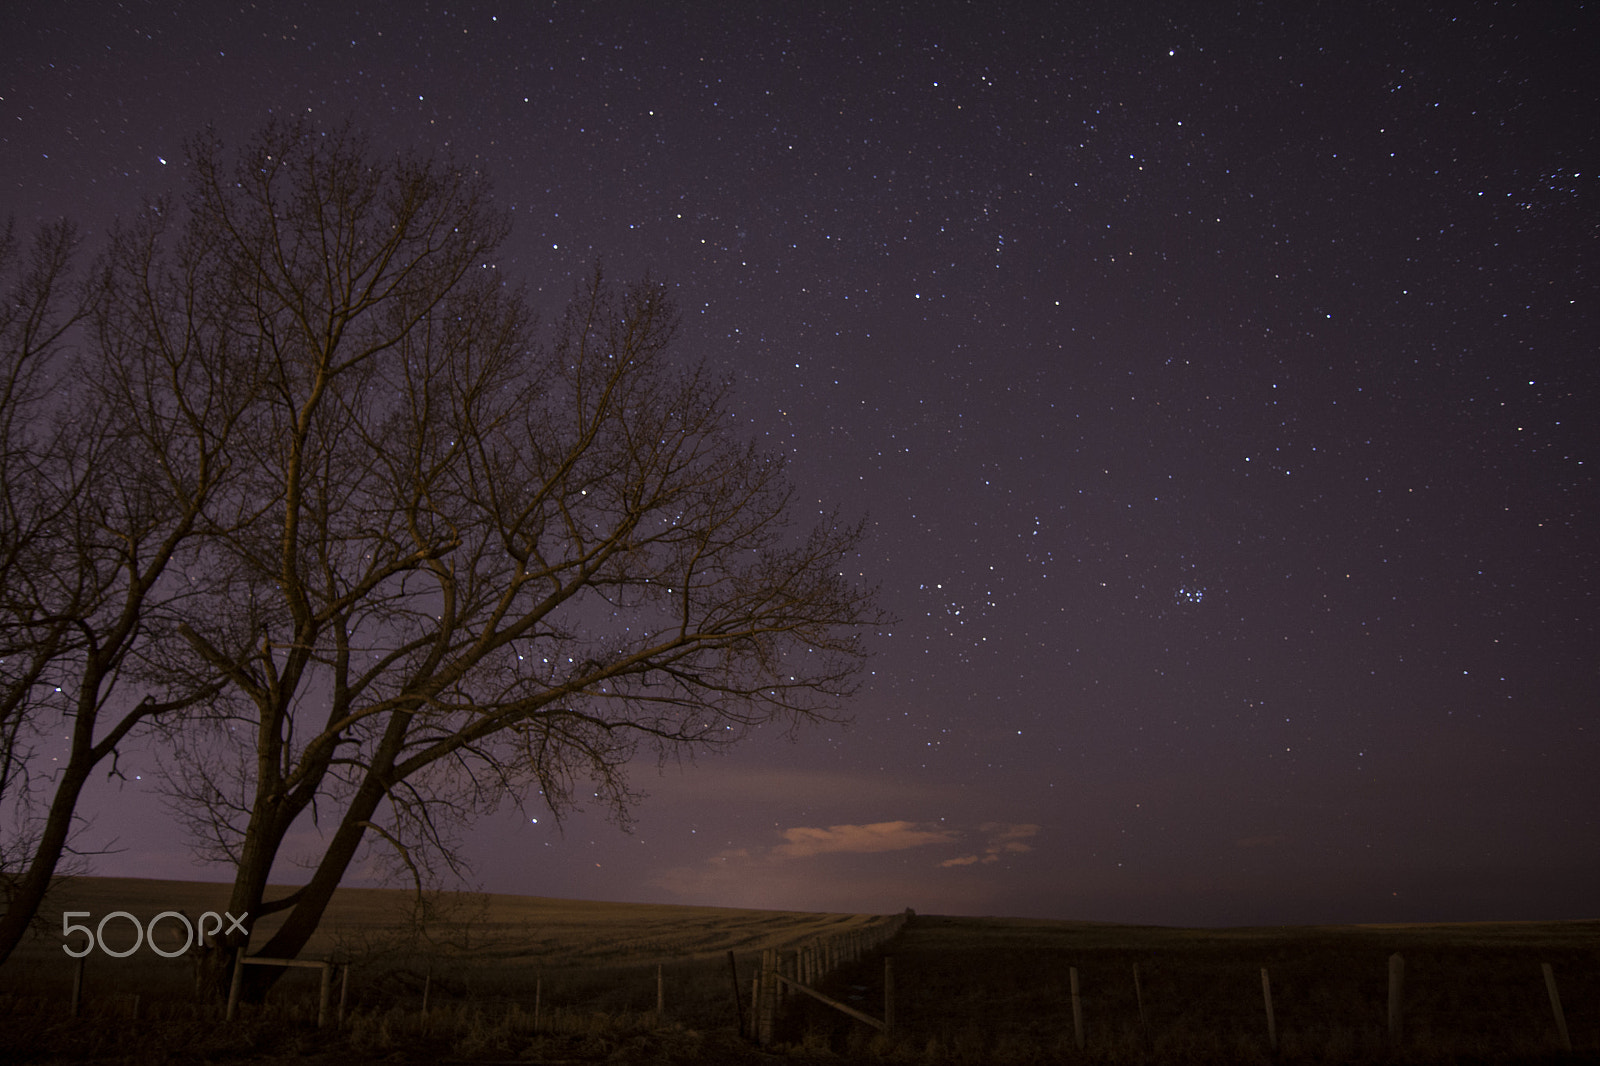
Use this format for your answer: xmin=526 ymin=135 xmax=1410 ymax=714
xmin=91 ymin=121 xmax=887 ymax=995
xmin=0 ymin=204 xmax=250 ymax=964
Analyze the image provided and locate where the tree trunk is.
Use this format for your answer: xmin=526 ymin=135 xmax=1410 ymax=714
xmin=192 ymin=789 xmax=303 ymax=999
xmin=255 ymin=770 xmax=390 ymax=964
xmin=223 ymin=710 xmax=409 ymax=1001
xmin=0 ymin=757 xmax=94 ymax=965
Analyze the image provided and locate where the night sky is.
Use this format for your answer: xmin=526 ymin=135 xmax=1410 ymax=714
xmin=5 ymin=2 xmax=1596 ymax=927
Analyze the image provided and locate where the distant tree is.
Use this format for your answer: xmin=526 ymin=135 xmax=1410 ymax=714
xmin=116 ymin=122 xmax=884 ymax=996
xmin=0 ymin=206 xmax=250 ymax=964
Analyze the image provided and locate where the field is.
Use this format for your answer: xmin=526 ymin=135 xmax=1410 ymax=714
xmin=853 ymin=914 xmax=1600 ymax=1064
xmin=1 ymin=876 xmax=1596 ymax=1063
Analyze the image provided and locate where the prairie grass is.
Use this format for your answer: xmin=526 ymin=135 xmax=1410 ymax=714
xmin=0 ymin=876 xmax=882 ymax=1063
xmin=805 ymin=914 xmax=1600 ymax=1064
xmin=2 ymin=877 xmax=1595 ymax=1063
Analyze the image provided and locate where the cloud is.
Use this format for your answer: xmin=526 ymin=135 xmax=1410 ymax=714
xmin=939 ymin=822 xmax=1040 ymax=868
xmin=650 ymin=818 xmax=1043 ymax=910
xmin=774 ymin=820 xmax=959 ymax=859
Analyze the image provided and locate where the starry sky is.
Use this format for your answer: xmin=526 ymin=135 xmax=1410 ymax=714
xmin=5 ymin=2 xmax=1596 ymax=927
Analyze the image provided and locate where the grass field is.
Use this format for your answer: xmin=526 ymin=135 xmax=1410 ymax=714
xmin=823 ymin=914 xmax=1600 ymax=1064
xmin=1 ymin=876 xmax=1596 ymax=1063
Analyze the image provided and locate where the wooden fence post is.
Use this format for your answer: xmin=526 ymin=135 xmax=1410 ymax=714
xmin=338 ymin=964 xmax=349 ymax=1026
xmin=421 ymin=965 xmax=431 ymax=1020
xmin=318 ymin=960 xmax=334 ymax=1024
xmin=756 ymin=948 xmax=774 ymax=1045
xmin=225 ymin=949 xmax=244 ymax=1022
xmin=1261 ymin=968 xmax=1277 ymax=1052
xmin=1133 ymin=964 xmax=1149 ymax=1044
xmin=656 ymin=963 xmax=664 ymax=1023
xmin=318 ymin=962 xmax=332 ymax=1028
xmin=768 ymin=947 xmax=783 ymax=1044
xmin=727 ymin=950 xmax=745 ymax=1037
xmin=534 ymin=976 xmax=541 ymax=1031
xmin=1070 ymin=967 xmax=1084 ymax=1050
xmin=1387 ymin=953 xmax=1404 ymax=1045
xmin=70 ymin=956 xmax=84 ymax=1018
xmin=1542 ymin=963 xmax=1572 ymax=1052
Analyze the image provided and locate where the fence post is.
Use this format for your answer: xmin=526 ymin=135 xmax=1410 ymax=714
xmin=884 ymin=956 xmax=895 ymax=1034
xmin=1387 ymin=953 xmax=1404 ymax=1045
xmin=338 ymin=964 xmax=349 ymax=1026
xmin=656 ymin=963 xmax=664 ymax=1023
xmin=70 ymin=956 xmax=85 ymax=1018
xmin=757 ymin=948 xmax=778 ymax=1045
xmin=1261 ymin=968 xmax=1277 ymax=1052
xmin=1070 ymin=966 xmax=1084 ymax=1049
xmin=534 ymin=976 xmax=541 ymax=1031
xmin=317 ymin=961 xmax=332 ymax=1028
xmin=727 ymin=951 xmax=745 ymax=1037
xmin=1542 ymin=963 xmax=1572 ymax=1052
xmin=1133 ymin=964 xmax=1149 ymax=1044
xmin=226 ymin=949 xmax=244 ymax=1022
xmin=421 ymin=965 xmax=431 ymax=1020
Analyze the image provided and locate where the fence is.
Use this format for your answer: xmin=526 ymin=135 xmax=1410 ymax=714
xmin=748 ymin=908 xmax=909 ymax=1044
xmin=1023 ymin=950 xmax=1583 ymax=1058
xmin=37 ymin=909 xmax=914 ymax=1043
xmin=23 ymin=915 xmax=1588 ymax=1059
xmin=1058 ymin=953 xmax=1575 ymax=1055
xmin=224 ymin=951 xmax=346 ymax=1028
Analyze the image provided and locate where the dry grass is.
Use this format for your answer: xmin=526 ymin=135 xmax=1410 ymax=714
xmin=2 ymin=877 xmax=1597 ymax=1063
xmin=8 ymin=874 xmax=877 ymax=962
xmin=0 ymin=875 xmax=891 ymax=1063
xmin=791 ymin=914 xmax=1600 ymax=1064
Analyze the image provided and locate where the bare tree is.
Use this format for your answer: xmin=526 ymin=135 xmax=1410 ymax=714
xmin=130 ymin=122 xmax=883 ymax=995
xmin=0 ymin=203 xmax=255 ymax=963
xmin=0 ymin=219 xmax=85 ymax=908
